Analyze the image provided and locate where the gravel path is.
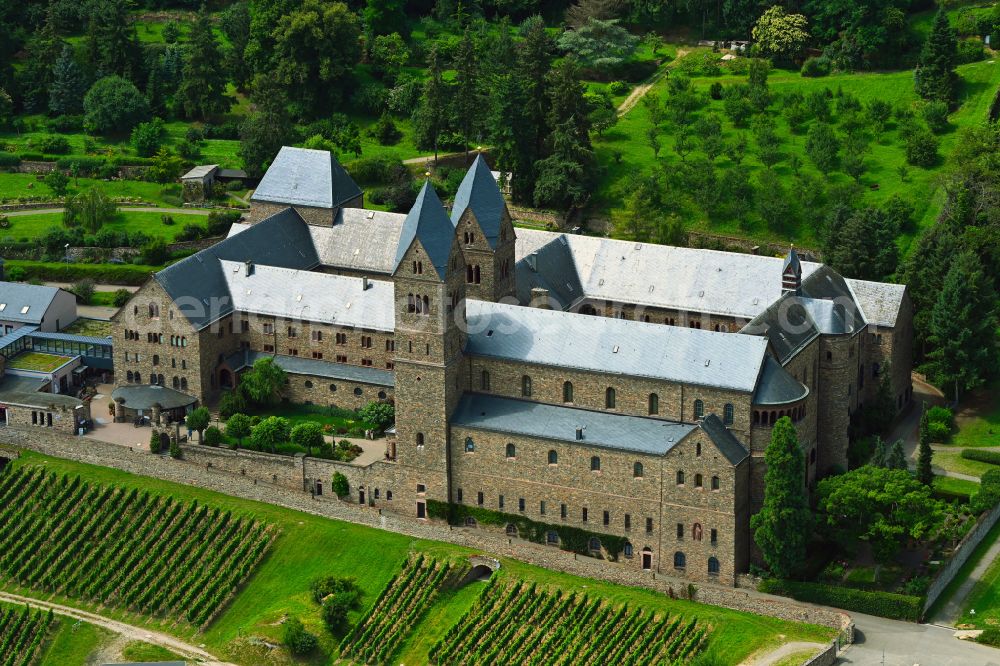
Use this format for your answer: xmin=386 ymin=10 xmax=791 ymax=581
xmin=0 ymin=591 xmax=234 ymax=665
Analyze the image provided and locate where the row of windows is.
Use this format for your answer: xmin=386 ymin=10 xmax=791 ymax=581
xmin=457 ymin=489 xmax=656 ymax=533
xmin=406 ymin=293 xmax=431 ymax=315
xmin=676 ymin=522 xmax=718 ymax=544
xmin=293 ymin=380 xmax=387 ymax=399
xmin=675 ymin=471 xmax=721 ymax=490
xmin=752 ymin=405 xmax=806 ymax=426
xmin=485 ymin=375 xmax=735 ymax=425
xmin=674 ymin=552 xmax=721 ymax=575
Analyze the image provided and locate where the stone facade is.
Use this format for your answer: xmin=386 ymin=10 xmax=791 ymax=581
xmin=247 ymin=196 xmax=364 ymax=226
xmin=3 ymin=400 xmax=90 ymax=433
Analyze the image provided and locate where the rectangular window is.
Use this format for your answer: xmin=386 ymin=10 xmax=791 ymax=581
xmin=498 ymin=495 xmax=504 ymax=509
xmin=477 ymin=491 xmax=484 ymax=506
xmin=336 ymin=354 xmax=348 ymax=363
xmin=361 ymin=358 xmax=373 ymax=367
xmin=603 ymin=510 xmax=609 ymax=526
xmin=646 ymin=518 xmax=654 ymax=533
xmin=540 ymin=501 xmax=546 ymax=515
xmin=457 ymin=488 xmax=463 ymax=503
xmin=416 ymin=484 xmax=426 ymax=493
xmin=711 ymin=529 xmax=718 ymax=545
xmin=518 ymin=497 xmax=525 ymax=512
xmin=312 ymin=352 xmax=323 ymax=359
xmin=560 ymin=503 xmax=567 ymax=519
xmin=241 ymin=320 xmax=249 ymax=332
xmin=386 ymin=362 xmax=395 ymax=370
xmin=263 ymin=323 xmax=274 ymax=335
xmin=386 ymin=339 xmax=395 ymax=351
xmin=624 ymin=514 xmax=631 ymax=530
xmin=312 ymin=330 xmax=323 ymax=341
xmin=288 ymin=326 xmax=297 ymax=337
xmin=263 ymin=344 xmax=274 ymax=353
xmin=582 ymin=507 xmax=588 ymax=522
xmin=676 ymin=523 xmax=684 ymax=539
xmin=288 ymin=348 xmax=298 ymax=356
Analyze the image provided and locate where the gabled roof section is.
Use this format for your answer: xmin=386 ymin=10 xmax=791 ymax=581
xmin=394 ymin=181 xmax=455 ymax=280
xmin=698 ymin=413 xmax=749 ymax=465
xmin=846 ymin=278 xmax=907 ymax=328
xmin=782 ymin=247 xmax=801 ymax=277
xmin=0 ymin=282 xmax=64 ymax=324
xmin=752 ymin=355 xmax=809 ymax=406
xmin=515 ymin=235 xmax=584 ymax=307
xmin=251 ymin=146 xmax=362 ymax=209
xmin=451 ymin=154 xmax=505 ymax=248
xmin=465 ymin=300 xmax=769 ymax=392
xmin=155 ymin=208 xmax=319 ymax=330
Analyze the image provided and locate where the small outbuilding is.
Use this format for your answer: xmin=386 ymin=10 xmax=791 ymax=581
xmin=181 ymin=165 xmax=249 ymax=202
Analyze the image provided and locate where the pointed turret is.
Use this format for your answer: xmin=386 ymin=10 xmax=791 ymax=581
xmin=451 ymin=154 xmax=506 ymax=248
xmin=782 ymin=246 xmax=802 ymax=296
xmin=394 ymin=181 xmax=456 ymax=280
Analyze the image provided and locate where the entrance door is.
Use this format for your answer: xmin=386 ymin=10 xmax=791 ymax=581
xmin=642 ymin=549 xmax=652 ymax=571
xmin=359 ymin=489 xmax=365 ymax=505
xmin=315 ymin=480 xmax=323 ymax=496
xmin=416 ymin=501 xmax=426 ymax=519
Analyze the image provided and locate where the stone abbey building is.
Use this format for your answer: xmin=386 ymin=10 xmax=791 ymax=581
xmin=113 ymin=147 xmax=913 ymax=585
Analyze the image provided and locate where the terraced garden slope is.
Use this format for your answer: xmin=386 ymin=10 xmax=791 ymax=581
xmin=0 ymin=467 xmax=275 ymax=629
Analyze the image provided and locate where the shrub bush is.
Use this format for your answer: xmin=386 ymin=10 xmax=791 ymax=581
xmin=206 ymin=210 xmax=242 ymax=236
xmin=957 ymin=39 xmax=986 ymax=65
xmin=979 ymin=626 xmax=1000 ymax=647
xmin=0 ymin=153 xmax=21 ymax=168
xmin=70 ymin=278 xmax=95 ymax=305
xmin=927 ymin=406 xmax=953 ymax=428
xmin=905 ymin=127 xmax=939 ymax=167
xmin=801 ymin=56 xmax=831 ymax=77
xmin=962 ymin=449 xmax=1000 ymax=465
xmin=176 ymin=223 xmax=206 ymax=241
xmin=282 ymin=615 xmax=318 ymax=655
xmin=203 ymin=426 xmax=223 ymax=447
xmin=55 ymin=156 xmax=108 ymax=175
xmin=112 ymin=288 xmax=131 ymax=307
xmin=758 ymin=579 xmax=922 ymax=621
xmin=972 ymin=469 xmax=1000 ymax=513
xmin=33 ymin=135 xmax=71 ymax=154
xmin=708 ymin=81 xmax=723 ymax=99
xmin=927 ymin=421 xmax=951 ymax=443
xmin=332 ymin=472 xmax=350 ymax=498
xmin=606 ymin=80 xmax=628 ymax=95
xmin=46 ymin=115 xmax=84 ymax=132
xmin=4 ymin=260 xmax=160 ymax=284
xmin=368 ymin=113 xmax=402 ymax=146
xmin=922 ymin=101 xmax=950 ymax=134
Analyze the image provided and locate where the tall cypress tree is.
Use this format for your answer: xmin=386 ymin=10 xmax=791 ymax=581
xmin=915 ymin=10 xmax=959 ymax=105
xmin=750 ymin=416 xmax=812 ymax=579
xmin=178 ymin=7 xmax=231 ymax=120
xmin=916 ymin=403 xmax=934 ymax=485
xmin=49 ymin=45 xmax=87 ymax=116
xmin=928 ymin=251 xmax=998 ymax=402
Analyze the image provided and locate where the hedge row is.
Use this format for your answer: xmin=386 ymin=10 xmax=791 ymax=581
xmin=961 ymin=449 xmax=1000 ymax=466
xmin=6 ymin=260 xmax=159 ymax=285
xmin=759 ymin=579 xmax=923 ymax=621
xmin=426 ymin=499 xmax=627 ymax=559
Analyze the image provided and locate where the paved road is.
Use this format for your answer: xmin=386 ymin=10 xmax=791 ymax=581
xmin=4 ymin=206 xmax=211 ymax=217
xmin=0 ymin=591 xmax=234 ymax=665
xmin=839 ymin=613 xmax=1000 ymax=665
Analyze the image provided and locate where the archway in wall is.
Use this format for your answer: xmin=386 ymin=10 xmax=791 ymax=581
xmin=460 ymin=556 xmax=501 ymax=586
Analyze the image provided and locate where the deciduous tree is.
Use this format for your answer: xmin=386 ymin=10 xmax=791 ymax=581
xmin=752 ymin=7 xmax=810 ymax=64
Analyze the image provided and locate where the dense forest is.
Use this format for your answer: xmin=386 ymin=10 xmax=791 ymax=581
xmin=0 ymin=0 xmax=998 ymax=398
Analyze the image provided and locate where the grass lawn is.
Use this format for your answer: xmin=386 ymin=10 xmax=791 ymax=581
xmin=592 ymin=56 xmax=1000 ymax=247
xmin=7 ymin=451 xmax=833 ymax=664
xmin=119 ymin=640 xmax=183 ymax=662
xmin=957 ymin=521 xmax=1000 ymax=629
xmin=952 ymin=381 xmax=1000 ymax=448
xmin=0 ymin=173 xmax=184 ymax=207
xmin=62 ymin=318 xmax=113 ymax=337
xmin=7 ymin=352 xmax=73 ymax=372
xmin=252 ymin=402 xmax=377 ymax=434
xmin=38 ymin=616 xmax=113 ymax=666
xmin=934 ymin=449 xmax=1000 ymax=478
xmin=926 ymin=518 xmax=1000 ymax=623
xmin=934 ymin=475 xmax=981 ymax=500
xmin=3 ymin=210 xmax=210 ymax=243
xmin=773 ymin=648 xmax=825 ymax=666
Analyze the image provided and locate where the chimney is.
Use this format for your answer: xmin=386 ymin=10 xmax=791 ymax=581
xmin=530 ymin=287 xmax=550 ymax=309
xmin=362 ymin=276 xmax=369 ymax=291
xmin=575 ymin=427 xmax=584 ymax=440
xmin=244 ymin=259 xmax=254 ymax=277
xmin=526 ymin=252 xmax=538 ymax=272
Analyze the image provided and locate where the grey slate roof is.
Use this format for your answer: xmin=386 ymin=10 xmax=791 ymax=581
xmin=220 ymin=260 xmax=394 ymax=331
xmin=32 ymin=331 xmax=113 ymax=346
xmin=752 ymin=356 xmax=809 ymax=406
xmin=0 ymin=282 xmax=64 ymax=324
xmin=251 ymin=147 xmax=362 ymax=209
xmin=0 ymin=326 xmax=37 ymax=354
xmin=394 ymin=181 xmax=455 ymax=279
xmin=465 ymin=300 xmax=769 ymax=392
xmin=451 ymin=155 xmax=505 ymax=248
xmin=515 ymin=235 xmax=584 ymax=307
xmin=156 ymin=208 xmax=319 ymax=330
xmin=111 ymin=384 xmax=198 ymax=410
xmin=230 ymin=350 xmax=394 ymax=387
xmin=514 ymin=229 xmax=823 ymax=318
xmin=698 ymin=413 xmax=749 ymax=464
xmin=181 ymin=164 xmax=218 ymax=179
xmin=451 ymin=393 xmax=697 ymax=455
xmin=846 ymin=278 xmax=907 ymax=328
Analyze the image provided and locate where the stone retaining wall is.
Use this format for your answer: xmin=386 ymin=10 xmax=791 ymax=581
xmin=923 ymin=501 xmax=1000 ymax=616
xmin=1 ymin=426 xmax=853 ymax=641
xmin=804 ymin=641 xmax=838 ymax=666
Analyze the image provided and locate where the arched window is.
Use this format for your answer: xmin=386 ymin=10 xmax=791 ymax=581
xmin=506 ymin=442 xmax=516 ymax=458
xmin=465 ymin=516 xmax=477 ymax=527
xmin=588 ymin=537 xmax=601 ymax=552
xmin=134 ymin=372 xmax=141 ymax=383
xmin=633 ymin=462 xmax=644 ymax=478
xmin=180 ymin=377 xmax=187 ymax=390
xmin=548 ymin=449 xmax=558 ymax=465
xmin=506 ymin=523 xmax=518 ymax=536
xmin=605 ymin=387 xmax=616 ymax=409
xmin=422 ymin=295 xmax=430 ymax=314
xmin=708 ymin=557 xmax=720 ymax=575
xmin=329 ymin=383 xmax=337 ymax=392
xmin=546 ymin=531 xmax=559 ymax=544
xmin=407 ymin=293 xmax=415 ymax=313
xmin=723 ymin=403 xmax=734 ymax=425
xmin=464 ymin=437 xmax=475 ymax=453
xmin=466 ymin=264 xmax=474 ymax=283
xmin=304 ymin=380 xmax=313 ymax=388
xmin=521 ymin=375 xmax=532 ymax=397
xmin=563 ymin=381 xmax=573 ymax=403
xmin=694 ymin=399 xmax=705 ymax=419
xmin=676 ymin=470 xmax=685 ymax=485
xmin=126 ymin=371 xmax=133 ymax=382
xmin=624 ymin=542 xmax=634 ymax=558
xmin=416 ymin=432 xmax=424 ymax=448
xmin=673 ymin=551 xmax=686 ymax=569
xmin=711 ymin=475 xmax=720 ymax=491
xmin=172 ymin=376 xmax=179 ymax=389
xmin=648 ymin=393 xmax=659 ymax=415
xmin=354 ymin=387 xmax=363 ymax=396
xmin=694 ymin=473 xmax=703 ymax=488
xmin=590 ymin=456 xmax=601 ymax=471
xmin=378 ymin=390 xmax=387 ymax=400
xmin=474 ymin=265 xmax=481 ymax=284
xmin=696 ymin=442 xmax=702 ymax=457
xmin=481 ymin=370 xmax=490 ymax=391
xmin=692 ymin=523 xmax=703 ymax=541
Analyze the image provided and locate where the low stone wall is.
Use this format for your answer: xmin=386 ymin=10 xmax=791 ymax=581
xmin=2 ymin=427 xmax=853 ymax=641
xmin=923 ymin=501 xmax=1000 ymax=616
xmin=804 ymin=641 xmax=838 ymax=666
xmin=687 ymin=231 xmax=821 ymax=261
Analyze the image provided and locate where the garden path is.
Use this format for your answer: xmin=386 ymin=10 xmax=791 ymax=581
xmin=930 ymin=531 xmax=1000 ymax=627
xmin=0 ymin=591 xmax=234 ymax=665
xmin=744 ymin=640 xmax=825 ymax=665
xmin=616 ymin=48 xmax=688 ymax=115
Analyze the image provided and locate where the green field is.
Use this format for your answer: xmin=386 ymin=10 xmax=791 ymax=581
xmin=934 ymin=474 xmax=982 ymax=500
xmin=3 ymin=451 xmax=834 ymax=664
xmin=2 ymin=210 xmax=209 ymax=243
xmin=593 ymin=56 xmax=1000 ymax=247
xmin=957 ymin=523 xmax=1000 ymax=629
xmin=953 ymin=382 xmax=1000 ymax=448
xmin=934 ymin=449 xmax=1000 ymax=478
xmin=0 ymin=173 xmax=183 ymax=208
xmin=38 ymin=618 xmax=111 ymax=666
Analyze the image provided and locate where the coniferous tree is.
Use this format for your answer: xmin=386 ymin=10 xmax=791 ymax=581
xmin=84 ymin=0 xmax=143 ymax=82
xmin=451 ymin=28 xmax=482 ymax=158
xmin=412 ymin=45 xmax=449 ymax=160
xmin=178 ymin=7 xmax=231 ymax=120
xmin=886 ymin=440 xmax=907 ymax=471
xmin=869 ymin=436 xmax=888 ymax=468
xmin=917 ymin=403 xmax=934 ymax=485
xmin=915 ymin=10 xmax=959 ymax=106
xmin=20 ymin=19 xmax=65 ymax=113
xmin=239 ymin=74 xmax=293 ymax=178
xmin=49 ymin=45 xmax=87 ymax=116
xmin=750 ymin=416 xmax=812 ymax=579
xmin=220 ymin=1 xmax=253 ymax=91
xmin=510 ymin=16 xmax=554 ymax=203
xmin=927 ymin=251 xmax=999 ymax=402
